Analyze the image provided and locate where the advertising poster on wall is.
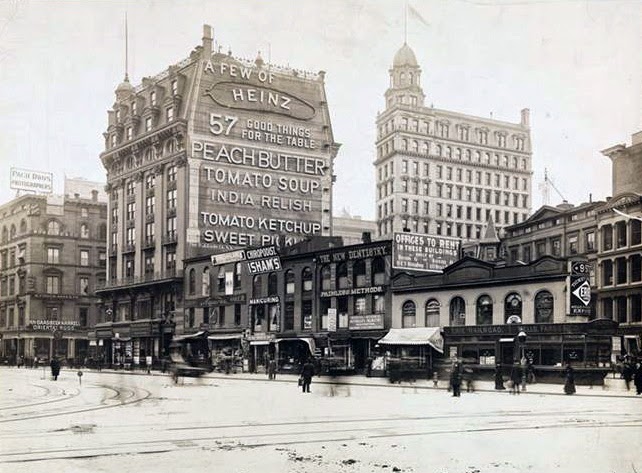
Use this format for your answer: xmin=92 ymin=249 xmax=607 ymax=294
xmin=392 ymin=232 xmax=460 ymax=272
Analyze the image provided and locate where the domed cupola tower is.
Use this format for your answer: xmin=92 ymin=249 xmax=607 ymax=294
xmin=385 ymin=43 xmax=425 ymax=109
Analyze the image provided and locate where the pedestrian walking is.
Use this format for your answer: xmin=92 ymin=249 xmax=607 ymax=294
xmin=494 ymin=364 xmax=505 ymax=390
xmin=432 ymin=371 xmax=439 ymax=388
xmin=267 ymin=358 xmax=277 ymax=380
xmin=633 ymin=362 xmax=642 ymax=396
xmin=463 ymin=366 xmax=475 ymax=393
xmin=563 ymin=362 xmax=576 ymax=395
xmin=33 ymin=356 xmax=39 ymax=369
xmin=50 ymin=357 xmax=61 ymax=381
xmin=449 ymin=362 xmax=462 ymax=397
xmin=300 ymin=358 xmax=315 ymax=393
xmin=509 ymin=362 xmax=522 ymax=395
xmin=622 ymin=361 xmax=634 ymax=391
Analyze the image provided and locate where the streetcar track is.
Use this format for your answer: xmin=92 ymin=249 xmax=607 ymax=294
xmin=0 ymin=385 xmax=152 ymax=423
xmin=1 ymin=417 xmax=641 ymax=464
xmin=0 ymin=386 xmax=80 ymax=412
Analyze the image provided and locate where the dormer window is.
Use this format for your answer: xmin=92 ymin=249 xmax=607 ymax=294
xmin=126 ymin=127 xmax=133 ymax=140
xmin=131 ymin=101 xmax=137 ymax=114
xmin=145 ymin=117 xmax=153 ymax=132
xmin=150 ymin=91 xmax=157 ymax=106
xmin=171 ymin=80 xmax=178 ymax=95
xmin=166 ymin=107 xmax=174 ymax=122
xmin=116 ymin=109 xmax=121 ymax=122
xmin=111 ymin=135 xmax=117 ymax=147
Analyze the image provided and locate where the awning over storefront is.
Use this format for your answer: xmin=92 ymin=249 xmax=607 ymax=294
xmin=207 ymin=334 xmax=242 ymax=341
xmin=274 ymin=337 xmax=316 ymax=355
xmin=173 ymin=330 xmax=207 ymax=342
xmin=378 ymin=327 xmax=444 ymax=354
xmin=250 ymin=340 xmax=271 ymax=346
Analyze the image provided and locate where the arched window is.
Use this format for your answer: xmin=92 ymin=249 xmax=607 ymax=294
xmin=164 ymin=138 xmax=177 ymax=155
xmin=9 ymin=224 xmax=16 ymax=239
xmin=267 ymin=272 xmax=278 ymax=296
xmin=202 ymin=267 xmax=210 ymax=296
xmin=337 ymin=262 xmax=349 ymax=289
xmin=47 ymin=220 xmax=60 ymax=235
xmin=534 ymin=290 xmax=554 ymax=323
xmin=98 ymin=223 xmax=107 ymax=240
xmin=302 ymin=267 xmax=313 ymax=292
xmin=476 ymin=295 xmax=493 ymax=325
xmin=425 ymin=299 xmax=440 ymax=327
xmin=188 ymin=269 xmax=196 ymax=295
xmin=353 ymin=260 xmax=366 ymax=287
xmin=285 ymin=270 xmax=295 ymax=294
xmin=1 ymin=226 xmax=6 ymax=243
xmin=372 ymin=257 xmax=386 ymax=285
xmin=504 ymin=293 xmax=522 ymax=323
xmin=449 ymin=297 xmax=466 ymax=326
xmin=402 ymin=300 xmax=416 ymax=328
xmin=80 ymin=224 xmax=89 ymax=239
xmin=252 ymin=275 xmax=263 ymax=297
xmin=19 ymin=219 xmax=27 ymax=234
xmin=321 ymin=265 xmax=332 ymax=290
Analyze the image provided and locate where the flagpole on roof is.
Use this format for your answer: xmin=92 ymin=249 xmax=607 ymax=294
xmin=404 ymin=0 xmax=408 ymax=43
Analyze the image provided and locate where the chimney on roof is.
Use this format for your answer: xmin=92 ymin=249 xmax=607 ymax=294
xmin=91 ymin=190 xmax=98 ymax=202
xmin=521 ymin=108 xmax=530 ymax=127
xmin=202 ymin=24 xmax=213 ymax=57
xmin=74 ymin=193 xmax=80 ymax=199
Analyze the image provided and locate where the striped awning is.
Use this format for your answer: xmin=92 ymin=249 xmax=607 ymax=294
xmin=378 ymin=327 xmax=444 ymax=353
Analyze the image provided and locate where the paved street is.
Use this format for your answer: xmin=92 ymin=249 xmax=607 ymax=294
xmin=0 ymin=367 xmax=640 ymax=473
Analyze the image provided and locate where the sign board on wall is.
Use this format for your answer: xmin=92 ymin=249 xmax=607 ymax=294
xmin=392 ymin=232 xmax=460 ymax=272
xmin=568 ymin=260 xmax=592 ymax=316
xmin=191 ymin=56 xmax=334 ymax=251
xmin=10 ymin=168 xmax=53 ymax=194
xmin=327 ymin=308 xmax=337 ymax=332
xmin=349 ymin=314 xmax=384 ymax=330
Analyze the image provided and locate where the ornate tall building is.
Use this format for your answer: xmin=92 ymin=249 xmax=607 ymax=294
xmin=94 ymin=25 xmax=339 ymax=365
xmin=0 ymin=179 xmax=107 ymax=364
xmin=375 ymin=43 xmax=533 ymax=241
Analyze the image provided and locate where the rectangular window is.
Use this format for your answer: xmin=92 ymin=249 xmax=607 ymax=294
xmin=47 ymin=247 xmax=60 ymax=264
xmin=167 ymin=189 xmax=177 ymax=208
xmin=146 ymin=196 xmax=155 ymax=214
xmin=234 ymin=304 xmax=241 ymax=326
xmin=80 ymin=250 xmax=89 ymax=267
xmin=586 ymin=232 xmax=595 ymax=252
xmin=354 ymin=297 xmax=366 ymax=315
xmin=79 ymin=277 xmax=89 ymax=295
xmin=166 ymin=107 xmax=174 ymax=122
xmin=568 ymin=235 xmax=578 ymax=255
xmin=284 ymin=301 xmax=295 ymax=331
xmin=46 ymin=276 xmax=60 ymax=294
xmin=171 ymin=80 xmax=178 ymax=95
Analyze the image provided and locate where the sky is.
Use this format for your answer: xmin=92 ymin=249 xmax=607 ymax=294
xmin=0 ymin=0 xmax=640 ymax=219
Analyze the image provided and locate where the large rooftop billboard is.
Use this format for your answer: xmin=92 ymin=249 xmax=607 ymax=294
xmin=189 ymin=56 xmax=335 ymax=252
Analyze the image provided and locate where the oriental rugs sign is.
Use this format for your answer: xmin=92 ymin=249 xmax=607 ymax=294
xmin=30 ymin=320 xmax=80 ymax=331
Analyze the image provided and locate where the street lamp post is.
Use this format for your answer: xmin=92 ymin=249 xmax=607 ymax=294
xmin=516 ymin=330 xmax=527 ymax=392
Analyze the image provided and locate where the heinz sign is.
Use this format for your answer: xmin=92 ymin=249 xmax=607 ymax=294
xmin=392 ymin=232 xmax=460 ymax=273
xmin=188 ymin=53 xmax=337 ymax=252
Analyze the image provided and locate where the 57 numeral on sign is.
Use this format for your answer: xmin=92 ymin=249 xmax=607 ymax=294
xmin=209 ymin=113 xmax=238 ymax=136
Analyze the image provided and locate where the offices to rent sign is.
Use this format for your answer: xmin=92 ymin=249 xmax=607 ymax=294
xmin=189 ymin=55 xmax=336 ymax=251
xmin=392 ymin=232 xmax=460 ymax=272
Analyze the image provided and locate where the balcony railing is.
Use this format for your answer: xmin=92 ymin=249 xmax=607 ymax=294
xmin=96 ymin=268 xmax=184 ymax=291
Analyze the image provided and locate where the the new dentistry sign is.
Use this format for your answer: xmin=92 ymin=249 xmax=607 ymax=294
xmin=190 ymin=55 xmax=336 ymax=252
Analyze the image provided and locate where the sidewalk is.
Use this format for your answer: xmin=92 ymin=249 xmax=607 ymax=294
xmin=203 ymin=370 xmax=640 ymax=399
xmin=16 ymin=365 xmax=637 ymax=398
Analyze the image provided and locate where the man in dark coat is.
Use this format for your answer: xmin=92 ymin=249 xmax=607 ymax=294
xmin=622 ymin=361 xmax=634 ymax=391
xmin=300 ymin=358 xmax=315 ymax=393
xmin=494 ymin=364 xmax=505 ymax=390
xmin=633 ymin=362 xmax=642 ymax=395
xmin=50 ymin=357 xmax=61 ymax=381
xmin=564 ymin=363 xmax=576 ymax=395
xmin=450 ymin=362 xmax=462 ymax=397
xmin=509 ymin=362 xmax=522 ymax=395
